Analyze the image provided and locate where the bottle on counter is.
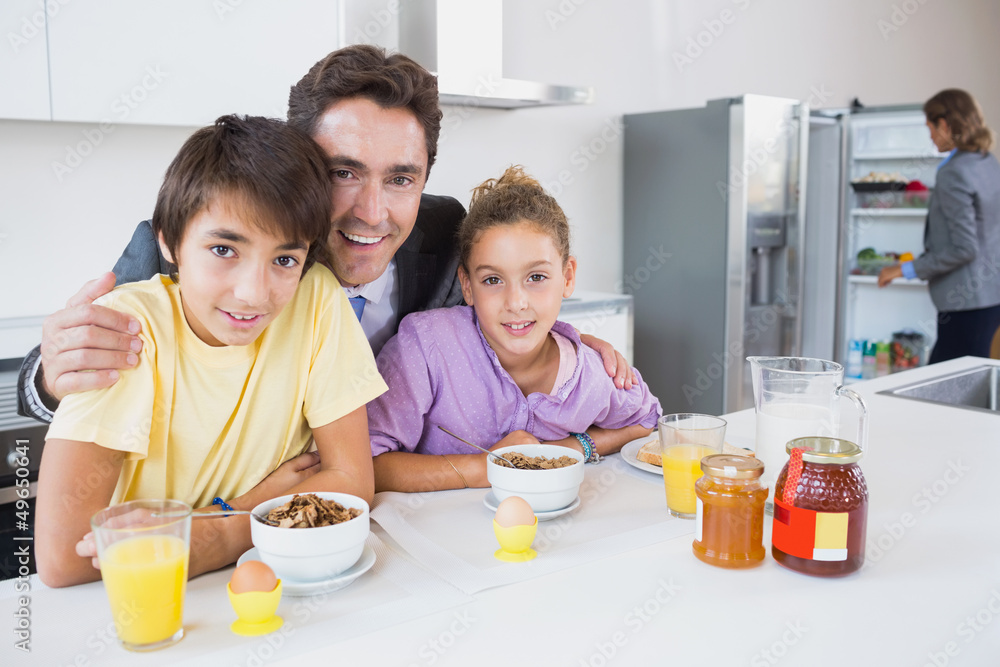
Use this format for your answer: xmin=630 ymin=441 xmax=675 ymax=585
xmin=693 ymin=454 xmax=767 ymax=569
xmin=875 ymin=340 xmax=891 ymax=376
xmin=846 ymin=340 xmax=864 ymax=379
xmin=861 ymin=341 xmax=877 ymax=380
xmin=772 ymin=437 xmax=868 ymax=577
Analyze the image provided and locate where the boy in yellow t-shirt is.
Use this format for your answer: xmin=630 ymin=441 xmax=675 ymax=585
xmin=36 ymin=115 xmax=388 ymax=587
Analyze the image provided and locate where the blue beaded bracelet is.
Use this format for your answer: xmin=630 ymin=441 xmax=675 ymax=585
xmin=571 ymin=432 xmax=600 ymax=464
xmin=212 ymin=497 xmax=235 ymax=513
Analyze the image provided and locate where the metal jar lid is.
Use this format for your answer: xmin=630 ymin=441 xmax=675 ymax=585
xmin=700 ymin=454 xmax=764 ymax=479
xmin=785 ymin=437 xmax=863 ymax=464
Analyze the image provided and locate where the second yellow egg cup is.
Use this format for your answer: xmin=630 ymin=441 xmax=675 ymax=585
xmin=227 ymin=580 xmax=284 ymax=636
xmin=492 ymin=517 xmax=538 ymax=562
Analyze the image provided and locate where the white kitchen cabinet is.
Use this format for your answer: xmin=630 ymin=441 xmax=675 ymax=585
xmin=558 ymin=291 xmax=634 ymax=365
xmin=838 ymin=108 xmax=946 ymax=361
xmin=46 ymin=1 xmax=341 ymax=126
xmin=0 ymin=1 xmax=51 ymax=120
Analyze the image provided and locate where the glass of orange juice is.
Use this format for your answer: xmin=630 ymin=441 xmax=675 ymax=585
xmin=659 ymin=414 xmax=727 ymax=518
xmin=91 ymin=499 xmax=191 ymax=652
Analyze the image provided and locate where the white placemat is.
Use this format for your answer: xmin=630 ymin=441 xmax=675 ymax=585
xmin=370 ymin=453 xmax=695 ymax=594
xmin=0 ymin=530 xmax=470 ymax=666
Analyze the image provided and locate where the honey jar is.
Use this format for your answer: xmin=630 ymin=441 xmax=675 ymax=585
xmin=772 ymin=437 xmax=868 ymax=576
xmin=693 ymin=454 xmax=767 ymax=569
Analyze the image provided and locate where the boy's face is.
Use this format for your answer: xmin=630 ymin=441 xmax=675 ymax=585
xmin=459 ymin=221 xmax=576 ymax=364
xmin=311 ymin=97 xmax=428 ymax=287
xmin=158 ymin=200 xmax=309 ymax=347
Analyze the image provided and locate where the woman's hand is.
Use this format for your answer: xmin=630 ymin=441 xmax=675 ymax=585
xmin=878 ymin=264 xmax=904 ymax=287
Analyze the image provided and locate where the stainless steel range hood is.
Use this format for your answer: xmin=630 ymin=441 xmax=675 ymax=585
xmin=398 ymin=0 xmax=594 ymax=109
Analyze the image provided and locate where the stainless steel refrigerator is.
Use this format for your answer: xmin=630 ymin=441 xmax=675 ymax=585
xmin=623 ymin=95 xmax=809 ymax=415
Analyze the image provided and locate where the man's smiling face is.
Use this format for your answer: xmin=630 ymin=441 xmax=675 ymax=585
xmin=311 ymin=97 xmax=428 ymax=287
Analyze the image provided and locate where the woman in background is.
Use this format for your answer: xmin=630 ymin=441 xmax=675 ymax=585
xmin=879 ymin=88 xmax=1000 ymax=362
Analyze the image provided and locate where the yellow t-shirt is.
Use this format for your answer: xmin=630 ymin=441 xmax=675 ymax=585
xmin=47 ymin=265 xmax=388 ymax=508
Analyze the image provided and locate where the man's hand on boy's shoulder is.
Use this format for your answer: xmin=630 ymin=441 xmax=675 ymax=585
xmin=578 ymin=333 xmax=636 ymax=390
xmin=39 ymin=271 xmax=143 ymax=403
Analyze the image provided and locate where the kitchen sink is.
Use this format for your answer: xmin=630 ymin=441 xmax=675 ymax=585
xmin=877 ymin=364 xmax=1000 ymax=415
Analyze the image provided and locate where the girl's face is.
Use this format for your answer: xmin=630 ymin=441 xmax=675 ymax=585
xmin=459 ymin=221 xmax=576 ymax=363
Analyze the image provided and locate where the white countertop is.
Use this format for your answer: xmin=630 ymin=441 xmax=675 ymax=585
xmin=4 ymin=356 xmax=999 ymax=666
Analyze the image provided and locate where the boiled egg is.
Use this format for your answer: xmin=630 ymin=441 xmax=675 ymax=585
xmin=495 ymin=496 xmax=536 ymax=527
xmin=230 ymin=560 xmax=278 ymax=594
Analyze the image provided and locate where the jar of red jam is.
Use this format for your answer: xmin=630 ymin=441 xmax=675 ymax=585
xmin=693 ymin=454 xmax=767 ymax=569
xmin=772 ymin=437 xmax=868 ymax=576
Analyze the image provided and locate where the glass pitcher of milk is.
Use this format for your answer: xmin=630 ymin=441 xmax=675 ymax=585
xmin=747 ymin=356 xmax=869 ymax=513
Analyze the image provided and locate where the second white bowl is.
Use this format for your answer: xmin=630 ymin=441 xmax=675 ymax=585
xmin=487 ymin=444 xmax=585 ymax=512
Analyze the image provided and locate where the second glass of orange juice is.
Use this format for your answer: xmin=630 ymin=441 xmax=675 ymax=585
xmin=659 ymin=414 xmax=727 ymax=518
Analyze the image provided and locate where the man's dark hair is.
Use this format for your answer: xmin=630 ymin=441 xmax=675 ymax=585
xmin=288 ymin=44 xmax=442 ymax=176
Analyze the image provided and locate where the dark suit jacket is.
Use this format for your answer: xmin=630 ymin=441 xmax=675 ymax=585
xmin=18 ymin=193 xmax=466 ymax=420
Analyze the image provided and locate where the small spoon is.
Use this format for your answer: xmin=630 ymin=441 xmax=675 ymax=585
xmin=151 ymin=510 xmax=278 ymax=525
xmin=437 ymin=426 xmax=515 ymax=468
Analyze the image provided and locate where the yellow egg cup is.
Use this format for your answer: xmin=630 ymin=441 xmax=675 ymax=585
xmin=227 ymin=580 xmax=284 ymax=636
xmin=493 ymin=517 xmax=538 ymax=562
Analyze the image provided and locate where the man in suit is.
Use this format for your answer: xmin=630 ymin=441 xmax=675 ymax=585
xmin=19 ymin=45 xmax=633 ymax=423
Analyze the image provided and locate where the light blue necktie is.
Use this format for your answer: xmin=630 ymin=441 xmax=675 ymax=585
xmin=349 ymin=295 xmax=366 ymax=322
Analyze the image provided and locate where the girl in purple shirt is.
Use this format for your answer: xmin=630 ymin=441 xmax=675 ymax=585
xmin=368 ymin=166 xmax=662 ymax=492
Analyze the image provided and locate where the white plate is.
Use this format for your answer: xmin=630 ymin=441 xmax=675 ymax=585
xmin=483 ymin=491 xmax=581 ymax=521
xmin=620 ymin=436 xmax=756 ymax=476
xmin=620 ymin=436 xmax=663 ymax=475
xmin=236 ymin=544 xmax=376 ymax=597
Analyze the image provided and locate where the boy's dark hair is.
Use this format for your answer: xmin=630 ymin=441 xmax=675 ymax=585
xmin=287 ymin=44 xmax=442 ymax=177
xmin=152 ymin=114 xmax=332 ymax=276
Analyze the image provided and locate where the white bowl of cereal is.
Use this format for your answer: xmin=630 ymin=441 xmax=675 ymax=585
xmin=487 ymin=445 xmax=585 ymax=512
xmin=250 ymin=492 xmax=369 ymax=582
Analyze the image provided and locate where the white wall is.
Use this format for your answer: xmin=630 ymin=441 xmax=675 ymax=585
xmin=2 ymin=0 xmax=999 ymax=358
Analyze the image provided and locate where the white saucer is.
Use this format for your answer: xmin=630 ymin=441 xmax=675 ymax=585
xmin=482 ymin=491 xmax=581 ymax=521
xmin=237 ymin=544 xmax=376 ymax=597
